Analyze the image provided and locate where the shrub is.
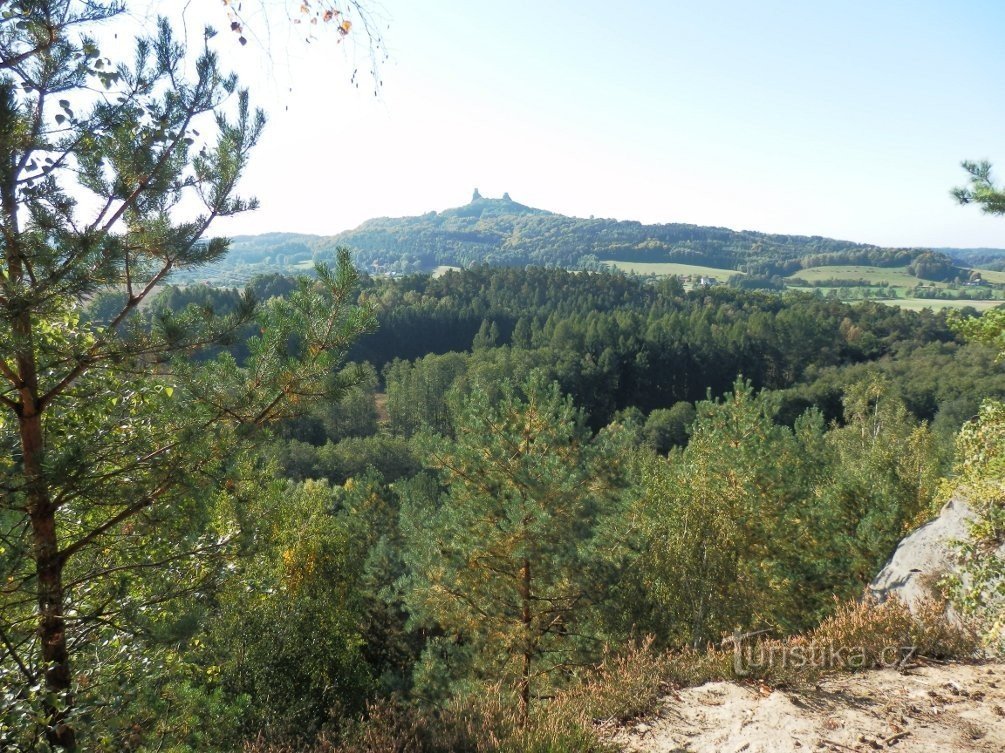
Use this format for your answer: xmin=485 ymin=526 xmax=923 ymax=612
xmin=672 ymin=596 xmax=982 ymax=690
xmin=242 ymin=598 xmax=981 ymax=752
xmin=809 ymin=597 xmax=981 ymax=668
xmin=551 ymin=637 xmax=675 ymax=724
xmin=245 ymin=687 xmax=612 ymax=753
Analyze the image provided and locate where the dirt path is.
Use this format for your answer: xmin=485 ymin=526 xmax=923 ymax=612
xmin=612 ymin=662 xmax=1005 ymax=753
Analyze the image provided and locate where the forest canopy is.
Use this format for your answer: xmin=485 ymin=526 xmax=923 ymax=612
xmin=2 ymin=3 xmax=1004 ymax=751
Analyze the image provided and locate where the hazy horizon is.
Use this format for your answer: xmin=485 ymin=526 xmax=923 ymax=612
xmin=217 ymin=191 xmax=1005 ymax=252
xmin=115 ymin=1 xmax=1005 ymax=249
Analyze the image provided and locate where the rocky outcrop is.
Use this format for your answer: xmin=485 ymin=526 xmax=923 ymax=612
xmin=869 ymin=497 xmax=973 ymax=609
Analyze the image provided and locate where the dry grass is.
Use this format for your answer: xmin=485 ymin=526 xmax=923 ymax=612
xmin=551 ymin=638 xmax=676 ymax=724
xmin=245 ymin=598 xmax=981 ymax=752
xmin=245 ymin=687 xmax=612 ymax=753
xmin=664 ymin=597 xmax=982 ymax=690
xmin=809 ymin=597 xmax=980 ymax=667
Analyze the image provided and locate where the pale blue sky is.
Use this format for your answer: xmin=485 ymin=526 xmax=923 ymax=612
xmin=123 ymin=1 xmax=1005 ymax=247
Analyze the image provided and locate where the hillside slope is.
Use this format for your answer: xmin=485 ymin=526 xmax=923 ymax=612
xmin=327 ymin=193 xmax=924 ymax=275
xmin=219 ymin=193 xmax=938 ymax=278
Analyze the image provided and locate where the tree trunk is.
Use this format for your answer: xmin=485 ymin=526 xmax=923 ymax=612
xmin=28 ymin=491 xmax=74 ymax=749
xmin=18 ymin=332 xmax=75 ymax=749
xmin=518 ymin=555 xmax=532 ymax=727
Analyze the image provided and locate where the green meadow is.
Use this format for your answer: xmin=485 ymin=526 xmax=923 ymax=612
xmin=787 ymin=265 xmax=928 ymax=287
xmin=603 ymin=260 xmax=740 ymax=278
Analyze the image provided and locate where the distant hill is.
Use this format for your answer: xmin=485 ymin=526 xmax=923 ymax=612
xmin=322 ymin=192 xmax=933 ymax=276
xmin=192 ymin=193 xmax=1002 ymax=284
xmin=938 ymin=247 xmax=1005 ymax=271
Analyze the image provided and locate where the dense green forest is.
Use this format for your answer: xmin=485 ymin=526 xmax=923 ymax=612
xmin=941 ymin=246 xmax=1005 ymax=270
xmin=176 ymin=197 xmax=1005 ymax=322
xmin=6 ymin=181 xmax=1005 ymax=753
xmin=9 ymin=264 xmax=996 ymax=750
xmin=4 ymin=4 xmax=1005 ymax=752
xmin=150 ymin=266 xmax=1001 ymax=434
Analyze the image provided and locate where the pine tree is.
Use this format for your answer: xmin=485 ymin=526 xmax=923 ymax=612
xmin=0 ymin=4 xmax=374 ymax=747
xmin=403 ymin=374 xmax=625 ymax=722
xmin=953 ymin=159 xmax=1005 ymax=215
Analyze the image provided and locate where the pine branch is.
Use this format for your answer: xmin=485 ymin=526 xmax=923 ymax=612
xmin=57 ymin=479 xmax=173 ymax=564
xmin=0 ymin=624 xmax=35 ymax=682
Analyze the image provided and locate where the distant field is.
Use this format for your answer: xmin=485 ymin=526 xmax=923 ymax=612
xmin=886 ymin=298 xmax=1003 ymax=312
xmin=432 ymin=265 xmax=461 ymax=277
xmin=975 ymin=267 xmax=1005 ymax=284
xmin=788 ymin=265 xmax=927 ymax=287
xmin=603 ymin=260 xmax=739 ymax=278
xmin=791 ymin=264 xmax=1005 ymax=288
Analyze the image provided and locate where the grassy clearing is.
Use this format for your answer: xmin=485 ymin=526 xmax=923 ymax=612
xmin=973 ymin=267 xmax=1005 ymax=284
xmin=791 ymin=263 xmax=1005 ymax=286
xmin=888 ymin=298 xmax=1004 ymax=312
xmin=788 ymin=265 xmax=927 ymax=287
xmin=786 ymin=265 xmax=1004 ymax=310
xmin=784 ymin=292 xmax=1003 ymax=312
xmin=602 ymin=260 xmax=740 ymax=278
xmin=432 ymin=265 xmax=462 ymax=278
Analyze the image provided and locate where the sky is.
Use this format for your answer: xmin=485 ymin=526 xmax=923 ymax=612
xmin=114 ymin=1 xmax=1005 ymax=248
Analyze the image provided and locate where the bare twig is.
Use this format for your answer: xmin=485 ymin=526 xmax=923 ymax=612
xmin=884 ymin=731 xmax=910 ymax=747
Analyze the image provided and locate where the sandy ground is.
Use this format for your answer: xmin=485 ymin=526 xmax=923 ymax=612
xmin=611 ymin=662 xmax=1005 ymax=753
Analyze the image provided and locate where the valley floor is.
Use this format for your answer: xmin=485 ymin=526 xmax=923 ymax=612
xmin=612 ymin=661 xmax=1005 ymax=753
